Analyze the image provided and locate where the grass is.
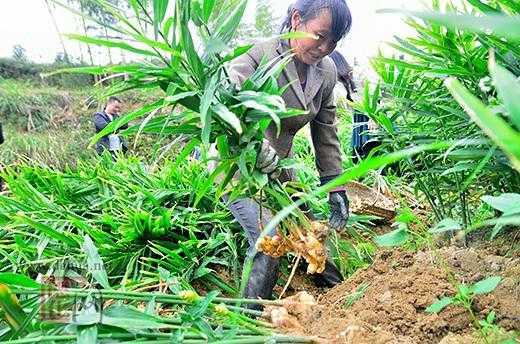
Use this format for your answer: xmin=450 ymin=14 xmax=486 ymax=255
xmin=0 ymin=123 xmax=95 ymax=169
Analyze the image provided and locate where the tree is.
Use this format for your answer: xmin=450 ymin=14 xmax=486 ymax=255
xmin=44 ymin=0 xmax=70 ymax=62
xmin=68 ymin=0 xmax=125 ymax=65
xmin=12 ymin=44 xmax=27 ymax=62
xmin=79 ymin=0 xmax=124 ymax=65
xmin=254 ymin=0 xmax=278 ymax=37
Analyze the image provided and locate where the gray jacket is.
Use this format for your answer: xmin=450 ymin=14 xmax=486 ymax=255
xmin=229 ymin=39 xmax=343 ymax=181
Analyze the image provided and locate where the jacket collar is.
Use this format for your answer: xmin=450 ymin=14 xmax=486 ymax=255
xmin=275 ymin=39 xmax=325 ymax=109
xmin=102 ymin=111 xmax=117 ymax=121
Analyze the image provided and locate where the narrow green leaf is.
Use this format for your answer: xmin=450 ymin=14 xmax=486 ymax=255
xmin=0 ymin=273 xmax=40 ymax=289
xmin=200 ymin=74 xmax=219 ymax=144
xmin=165 ymin=91 xmax=199 ymax=104
xmin=0 ymin=285 xmax=27 ymax=331
xmin=14 ymin=215 xmax=79 ymax=247
xmin=82 ymin=235 xmax=111 ymax=289
xmin=212 ymin=103 xmax=242 ymax=134
xmin=65 ymin=34 xmax=158 ymax=57
xmin=214 ymin=0 xmax=247 ymax=44
xmin=179 ymin=2 xmax=205 ymax=82
xmin=445 ymin=78 xmax=520 ymax=172
xmin=153 ymin=0 xmax=169 ymax=38
xmin=380 ymin=10 xmax=520 ymax=41
xmin=90 ymin=100 xmax=165 ymax=148
xmin=467 ymin=0 xmax=500 ymax=13
xmin=77 ymin=325 xmax=98 ymax=344
xmin=203 ymin=0 xmax=216 ymax=22
xmin=489 ymin=60 xmax=520 ymax=131
xmin=219 ymin=44 xmax=253 ymax=64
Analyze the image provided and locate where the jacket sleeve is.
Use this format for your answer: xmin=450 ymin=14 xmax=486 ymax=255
xmin=228 ymin=47 xmax=260 ymax=87
xmin=115 ymin=115 xmax=129 ymax=131
xmin=93 ymin=112 xmax=109 ymax=133
xmin=310 ymin=60 xmax=343 ymax=178
xmin=93 ymin=113 xmax=128 ymax=133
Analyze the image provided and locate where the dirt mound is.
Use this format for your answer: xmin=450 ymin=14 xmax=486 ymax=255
xmin=292 ymin=247 xmax=520 ymax=343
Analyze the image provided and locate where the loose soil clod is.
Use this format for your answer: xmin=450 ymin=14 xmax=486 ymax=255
xmin=272 ymin=247 xmax=520 ymax=343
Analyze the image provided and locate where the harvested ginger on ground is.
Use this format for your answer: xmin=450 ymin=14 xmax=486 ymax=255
xmin=256 ymin=221 xmax=329 ymax=274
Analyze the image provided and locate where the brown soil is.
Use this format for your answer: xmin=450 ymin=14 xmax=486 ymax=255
xmin=281 ymin=247 xmax=520 ymax=343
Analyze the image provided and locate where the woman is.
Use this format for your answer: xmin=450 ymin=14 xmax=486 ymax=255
xmin=228 ymin=0 xmax=352 ymax=306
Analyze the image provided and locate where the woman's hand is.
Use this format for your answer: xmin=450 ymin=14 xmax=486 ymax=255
xmin=329 ymin=191 xmax=349 ymax=230
xmin=256 ymin=139 xmax=280 ymax=178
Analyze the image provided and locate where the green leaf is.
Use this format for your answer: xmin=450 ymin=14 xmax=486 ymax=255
xmin=179 ymin=2 xmax=205 ymax=82
xmin=374 ymin=224 xmax=409 ymax=247
xmin=65 ymin=34 xmax=158 ymax=57
xmin=481 ymin=193 xmax=520 ymax=215
xmin=77 ymin=325 xmax=98 ymax=344
xmin=426 ymin=296 xmax=453 ymax=314
xmin=0 ymin=273 xmax=40 ymax=289
xmin=219 ymin=44 xmax=253 ymax=64
xmin=471 ymin=276 xmax=501 ymax=295
xmin=82 ymin=235 xmax=111 ymax=290
xmin=74 ymin=305 xmax=173 ymax=330
xmin=261 ymin=142 xmax=450 ymax=242
xmin=466 ymin=0 xmax=500 ymax=13
xmin=0 ymin=285 xmax=27 ymax=331
xmin=212 ymin=103 xmax=242 ymax=134
xmin=489 ymin=60 xmax=520 ymax=131
xmin=200 ymin=74 xmax=219 ymax=144
xmin=278 ymin=31 xmax=318 ymax=40
xmin=430 ymin=218 xmax=462 ymax=233
xmin=192 ymin=0 xmax=205 ymax=26
xmin=165 ymin=91 xmax=199 ymax=104
xmin=153 ymin=0 xmax=169 ymax=38
xmin=13 ymin=215 xmax=79 ymax=248
xmin=445 ymin=78 xmax=520 ymax=172
xmin=380 ymin=10 xmax=520 ymax=41
xmin=214 ymin=0 xmax=247 ymax=44
xmin=203 ymin=0 xmax=216 ymax=22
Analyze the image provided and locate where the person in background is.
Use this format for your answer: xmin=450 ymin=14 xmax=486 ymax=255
xmin=227 ymin=0 xmax=352 ymax=308
xmin=329 ymin=50 xmax=356 ymax=102
xmin=93 ymin=96 xmax=128 ymax=157
xmin=329 ymin=50 xmax=380 ymax=163
xmin=0 ymin=122 xmax=4 ymax=191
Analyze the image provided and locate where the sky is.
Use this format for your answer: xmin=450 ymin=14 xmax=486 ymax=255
xmin=0 ymin=0 xmax=426 ymax=66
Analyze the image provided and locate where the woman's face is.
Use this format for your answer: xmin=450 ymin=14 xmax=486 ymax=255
xmin=289 ymin=9 xmax=337 ymax=65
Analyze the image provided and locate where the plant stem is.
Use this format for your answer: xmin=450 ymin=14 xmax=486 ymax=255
xmin=0 ymin=333 xmax=315 ymax=344
xmin=12 ymin=288 xmax=284 ymax=306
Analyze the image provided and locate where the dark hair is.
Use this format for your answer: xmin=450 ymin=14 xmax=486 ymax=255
xmin=281 ymin=0 xmax=352 ymax=43
xmin=103 ymin=96 xmax=121 ymax=111
xmin=329 ymin=50 xmax=352 ymax=77
xmin=107 ymin=96 xmax=122 ymax=104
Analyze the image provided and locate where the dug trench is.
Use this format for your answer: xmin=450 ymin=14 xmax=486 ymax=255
xmin=265 ymin=246 xmax=520 ymax=343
